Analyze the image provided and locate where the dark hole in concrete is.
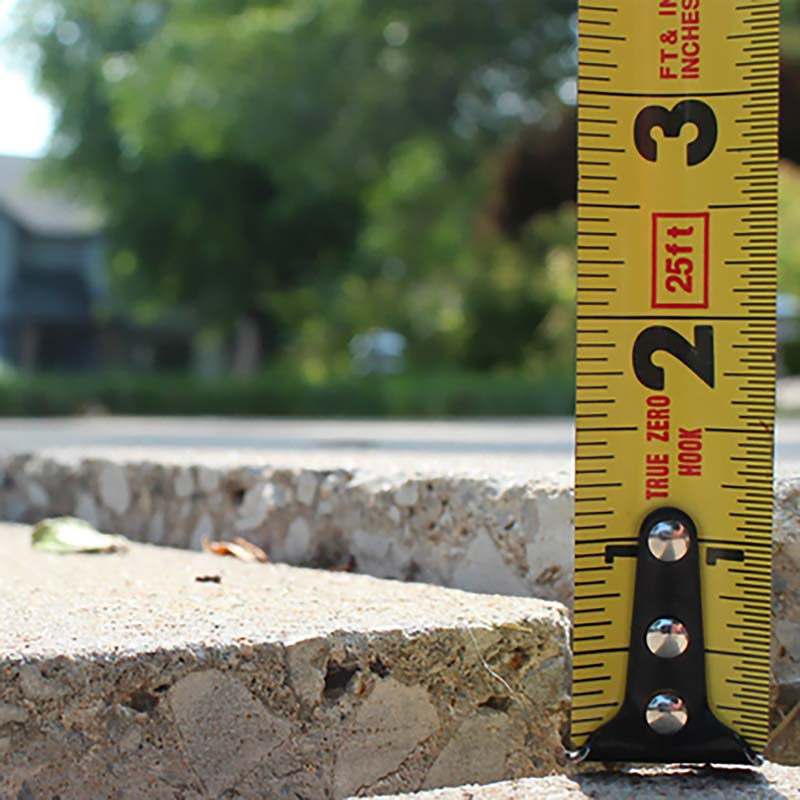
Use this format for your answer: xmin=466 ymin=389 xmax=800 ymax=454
xmin=480 ymin=696 xmax=511 ymax=712
xmin=230 ymin=487 xmax=247 ymax=505
xmin=153 ymin=684 xmax=170 ymax=693
xmin=507 ymin=647 xmax=528 ymax=671
xmin=17 ymin=781 xmax=35 ymax=800
xmin=125 ymin=690 xmax=159 ymax=713
xmin=369 ymin=658 xmax=390 ymax=678
xmin=323 ymin=662 xmax=358 ymax=700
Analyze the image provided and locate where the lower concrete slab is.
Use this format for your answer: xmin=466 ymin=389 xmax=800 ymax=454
xmin=367 ymin=763 xmax=800 ymax=799
xmin=0 ymin=523 xmax=570 ymax=799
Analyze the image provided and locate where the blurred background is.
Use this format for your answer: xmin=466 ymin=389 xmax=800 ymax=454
xmin=0 ymin=0 xmax=797 ymax=417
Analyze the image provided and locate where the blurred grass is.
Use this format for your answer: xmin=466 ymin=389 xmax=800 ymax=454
xmin=0 ymin=369 xmax=575 ymax=417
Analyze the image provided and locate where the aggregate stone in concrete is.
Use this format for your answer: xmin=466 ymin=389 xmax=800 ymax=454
xmin=366 ymin=763 xmax=800 ymax=800
xmin=4 ymin=450 xmax=800 ymax=761
xmin=0 ymin=523 xmax=571 ymax=799
xmin=0 ymin=451 xmax=800 ymax=764
xmin=0 ymin=451 xmax=574 ymax=604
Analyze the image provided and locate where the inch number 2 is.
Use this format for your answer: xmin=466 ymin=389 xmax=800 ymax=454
xmin=632 ymin=325 xmax=715 ymax=391
xmin=634 ymin=99 xmax=718 ymax=166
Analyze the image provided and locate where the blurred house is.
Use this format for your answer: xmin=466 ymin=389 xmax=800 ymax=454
xmin=0 ymin=155 xmax=106 ymax=370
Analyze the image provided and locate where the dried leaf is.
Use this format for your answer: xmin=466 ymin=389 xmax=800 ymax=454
xmin=231 ymin=537 xmax=269 ymax=561
xmin=31 ymin=517 xmax=128 ymax=554
xmin=202 ymin=537 xmax=268 ymax=563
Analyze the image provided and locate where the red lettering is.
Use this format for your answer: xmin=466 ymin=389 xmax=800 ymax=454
xmin=681 ymin=2 xmax=700 ymax=78
xmin=682 ymin=58 xmax=700 ymax=79
xmin=646 ymin=453 xmax=669 ymax=477
xmin=647 ymin=396 xmax=671 ymax=442
xmin=646 ymin=483 xmax=669 ymax=500
xmin=678 ymin=428 xmax=703 ymax=477
xmin=682 ymin=25 xmax=699 ymax=42
xmin=665 ymin=242 xmax=693 ymax=256
xmin=645 ymin=453 xmax=670 ymax=500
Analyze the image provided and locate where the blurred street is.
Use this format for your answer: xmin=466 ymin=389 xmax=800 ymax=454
xmin=2 ymin=416 xmax=800 ymax=476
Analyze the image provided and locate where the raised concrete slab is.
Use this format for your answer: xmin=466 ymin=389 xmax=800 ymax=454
xmin=0 ymin=523 xmax=570 ymax=799
xmin=0 ymin=450 xmax=575 ymax=603
xmin=368 ymin=763 xmax=800 ymax=800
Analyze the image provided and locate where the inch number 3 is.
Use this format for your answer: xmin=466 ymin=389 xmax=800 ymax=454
xmin=634 ymin=99 xmax=718 ymax=166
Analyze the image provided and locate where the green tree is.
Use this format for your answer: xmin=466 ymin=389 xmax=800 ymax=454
xmin=16 ymin=0 xmax=577 ymax=370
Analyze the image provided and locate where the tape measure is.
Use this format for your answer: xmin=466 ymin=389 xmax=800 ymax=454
xmin=570 ymin=0 xmax=778 ymax=763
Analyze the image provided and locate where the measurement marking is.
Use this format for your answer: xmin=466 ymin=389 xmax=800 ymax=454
xmin=572 ymin=645 xmax=629 ymax=657
xmin=706 ymin=649 xmax=760 ymax=659
xmin=572 ymin=704 xmax=621 ymax=714
xmin=578 ymin=426 xmax=636 ymax=432
xmin=574 ymin=594 xmax=623 ymax=604
xmin=580 ymin=88 xmax=776 ymax=98
xmin=579 ymin=315 xmax=763 ymax=322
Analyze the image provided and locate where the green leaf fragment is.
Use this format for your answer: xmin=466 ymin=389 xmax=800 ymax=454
xmin=31 ymin=517 xmax=128 ymax=554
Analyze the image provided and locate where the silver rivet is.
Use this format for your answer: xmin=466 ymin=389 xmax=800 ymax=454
xmin=646 ymin=618 xmax=690 ymax=659
xmin=647 ymin=519 xmax=690 ymax=562
xmin=646 ymin=693 xmax=688 ymax=735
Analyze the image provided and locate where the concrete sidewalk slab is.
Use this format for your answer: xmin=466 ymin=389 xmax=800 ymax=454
xmin=2 ymin=449 xmax=800 ymax=758
xmin=0 ymin=449 xmax=581 ymax=606
xmin=0 ymin=523 xmax=570 ymax=799
xmin=368 ymin=763 xmax=800 ymax=800
xmin=0 ymin=444 xmax=800 ymax=764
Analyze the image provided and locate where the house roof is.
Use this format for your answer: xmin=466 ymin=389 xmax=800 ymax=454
xmin=0 ymin=154 xmax=103 ymax=237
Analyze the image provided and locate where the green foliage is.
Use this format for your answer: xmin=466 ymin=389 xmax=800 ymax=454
xmin=0 ymin=369 xmax=574 ymax=417
xmin=777 ymin=163 xmax=800 ymax=375
xmin=779 ymin=162 xmax=800 ymax=297
xmin=14 ymin=0 xmax=577 ymax=371
xmin=785 ymin=0 xmax=800 ymax=59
